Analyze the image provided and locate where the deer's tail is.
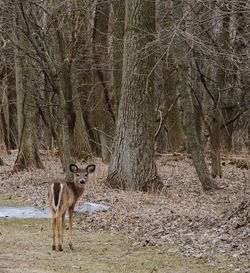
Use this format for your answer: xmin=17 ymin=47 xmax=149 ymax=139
xmin=51 ymin=183 xmax=64 ymax=212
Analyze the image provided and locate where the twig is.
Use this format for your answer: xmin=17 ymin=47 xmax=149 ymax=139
xmin=226 ymin=199 xmax=249 ymax=221
xmin=155 ymin=94 xmax=181 ymax=138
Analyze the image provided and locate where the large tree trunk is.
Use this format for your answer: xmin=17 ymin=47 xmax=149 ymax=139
xmin=172 ymin=0 xmax=217 ymax=190
xmin=234 ymin=0 xmax=250 ymax=153
xmin=106 ymin=0 xmax=163 ymax=192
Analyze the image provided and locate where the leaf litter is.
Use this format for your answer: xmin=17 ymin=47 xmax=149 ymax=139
xmin=0 ymin=151 xmax=249 ymax=272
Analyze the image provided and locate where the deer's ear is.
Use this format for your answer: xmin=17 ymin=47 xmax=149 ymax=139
xmin=70 ymin=164 xmax=78 ymax=173
xmin=86 ymin=164 xmax=96 ymax=173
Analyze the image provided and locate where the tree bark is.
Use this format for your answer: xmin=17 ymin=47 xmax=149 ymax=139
xmin=165 ymin=53 xmax=185 ymax=151
xmin=210 ymin=110 xmax=222 ymax=178
xmin=155 ymin=0 xmax=184 ymax=153
xmin=172 ymin=0 xmax=217 ymax=190
xmin=71 ymin=70 xmax=92 ymax=159
xmin=91 ymin=0 xmax=115 ymax=163
xmin=0 ymin=73 xmax=11 ymax=153
xmin=106 ymin=0 xmax=163 ymax=192
xmin=13 ymin=2 xmax=43 ymax=171
xmin=112 ymin=0 xmax=125 ymax=117
xmin=210 ymin=2 xmax=231 ymax=178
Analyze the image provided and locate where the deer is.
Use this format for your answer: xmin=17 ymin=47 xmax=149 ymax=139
xmin=48 ymin=163 xmax=96 ymax=251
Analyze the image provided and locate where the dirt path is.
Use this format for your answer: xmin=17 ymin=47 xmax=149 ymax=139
xmin=0 ymin=217 xmax=238 ymax=273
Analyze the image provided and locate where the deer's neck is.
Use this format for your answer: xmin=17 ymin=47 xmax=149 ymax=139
xmin=66 ymin=182 xmax=84 ymax=200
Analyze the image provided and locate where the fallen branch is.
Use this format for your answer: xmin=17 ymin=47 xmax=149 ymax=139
xmin=226 ymin=199 xmax=250 ymax=221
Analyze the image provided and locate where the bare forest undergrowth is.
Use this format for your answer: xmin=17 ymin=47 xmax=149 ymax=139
xmin=0 ymin=151 xmax=249 ymax=272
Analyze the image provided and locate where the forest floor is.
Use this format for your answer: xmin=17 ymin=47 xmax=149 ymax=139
xmin=0 ymin=150 xmax=249 ymax=273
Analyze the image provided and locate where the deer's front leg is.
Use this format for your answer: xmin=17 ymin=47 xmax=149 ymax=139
xmin=68 ymin=206 xmax=74 ymax=250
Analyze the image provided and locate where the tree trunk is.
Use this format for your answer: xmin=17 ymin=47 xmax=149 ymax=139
xmin=165 ymin=54 xmax=185 ymax=152
xmin=58 ymin=86 xmax=72 ymax=180
xmin=71 ymin=70 xmax=92 ymax=159
xmin=35 ymin=80 xmax=64 ymax=166
xmin=172 ymin=0 xmax=217 ymax=190
xmin=106 ymin=0 xmax=163 ymax=192
xmin=112 ymin=0 xmax=125 ymax=117
xmin=210 ymin=110 xmax=222 ymax=178
xmin=155 ymin=0 xmax=184 ymax=153
xmin=13 ymin=2 xmax=43 ymax=171
xmin=8 ymin=75 xmax=18 ymax=150
xmin=43 ymin=76 xmax=53 ymax=150
xmin=210 ymin=2 xmax=231 ymax=178
xmin=0 ymin=73 xmax=11 ymax=153
xmin=91 ymin=0 xmax=115 ymax=163
xmin=222 ymin=107 xmax=234 ymax=152
xmin=234 ymin=0 xmax=250 ymax=153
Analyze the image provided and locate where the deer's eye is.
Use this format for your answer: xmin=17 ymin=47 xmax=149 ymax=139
xmin=85 ymin=174 xmax=88 ymax=177
xmin=76 ymin=173 xmax=80 ymax=177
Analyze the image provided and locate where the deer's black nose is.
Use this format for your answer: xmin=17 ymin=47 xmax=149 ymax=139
xmin=80 ymin=179 xmax=85 ymax=184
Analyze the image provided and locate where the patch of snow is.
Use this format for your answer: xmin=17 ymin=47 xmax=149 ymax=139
xmin=76 ymin=202 xmax=110 ymax=213
xmin=0 ymin=202 xmax=110 ymax=219
xmin=0 ymin=206 xmax=50 ymax=218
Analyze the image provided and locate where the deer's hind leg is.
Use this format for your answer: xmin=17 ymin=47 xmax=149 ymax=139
xmin=51 ymin=216 xmax=56 ymax=251
xmin=57 ymin=216 xmax=63 ymax=251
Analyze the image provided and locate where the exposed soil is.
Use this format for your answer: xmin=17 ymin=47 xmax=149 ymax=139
xmin=0 ymin=151 xmax=249 ymax=272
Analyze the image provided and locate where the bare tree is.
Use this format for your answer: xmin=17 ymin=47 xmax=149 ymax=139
xmin=155 ymin=0 xmax=184 ymax=153
xmin=13 ymin=1 xmax=43 ymax=171
xmin=172 ymin=0 xmax=218 ymax=190
xmin=107 ymin=0 xmax=163 ymax=192
xmin=89 ymin=0 xmax=115 ymax=163
xmin=112 ymin=0 xmax=125 ymax=116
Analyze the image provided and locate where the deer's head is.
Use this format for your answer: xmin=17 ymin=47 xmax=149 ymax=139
xmin=69 ymin=163 xmax=96 ymax=187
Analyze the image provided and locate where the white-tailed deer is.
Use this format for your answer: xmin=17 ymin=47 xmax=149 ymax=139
xmin=48 ymin=163 xmax=96 ymax=251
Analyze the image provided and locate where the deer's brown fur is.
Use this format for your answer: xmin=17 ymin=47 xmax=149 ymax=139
xmin=48 ymin=163 xmax=96 ymax=251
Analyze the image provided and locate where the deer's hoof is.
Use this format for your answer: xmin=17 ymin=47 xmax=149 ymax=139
xmin=52 ymin=245 xmax=56 ymax=251
xmin=58 ymin=245 xmax=63 ymax=251
xmin=69 ymin=243 xmax=74 ymax=250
